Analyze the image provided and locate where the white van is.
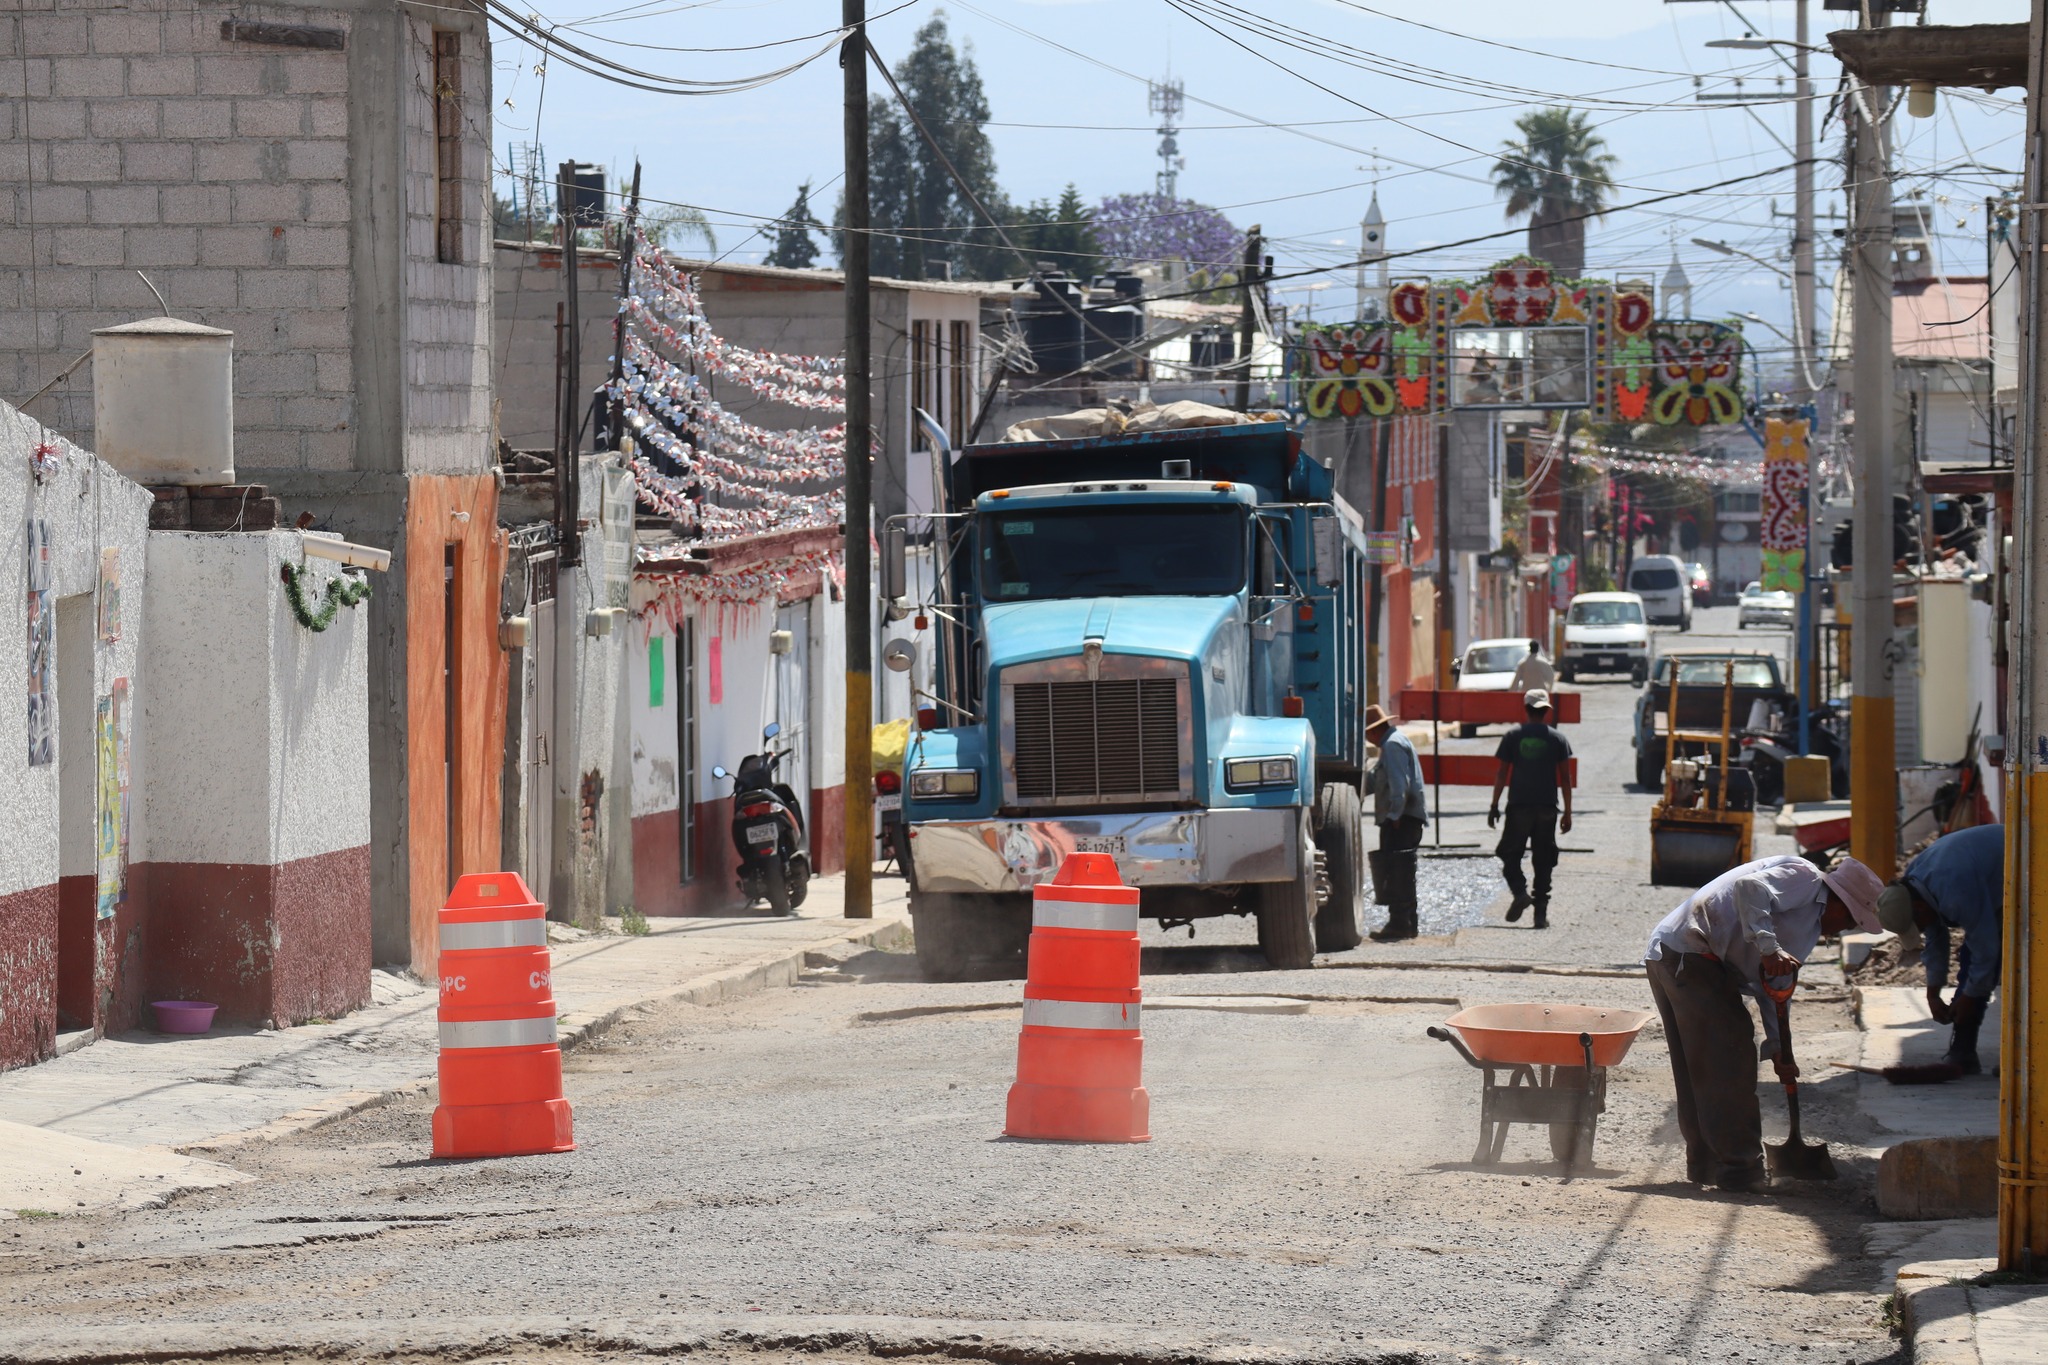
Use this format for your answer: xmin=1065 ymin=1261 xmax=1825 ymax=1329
xmin=1560 ymin=592 xmax=1651 ymax=684
xmin=1625 ymin=554 xmax=1693 ymax=629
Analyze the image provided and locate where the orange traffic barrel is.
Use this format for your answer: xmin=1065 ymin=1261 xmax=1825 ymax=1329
xmin=1004 ymin=853 xmax=1149 ymax=1143
xmin=431 ymin=873 xmax=575 ymax=1158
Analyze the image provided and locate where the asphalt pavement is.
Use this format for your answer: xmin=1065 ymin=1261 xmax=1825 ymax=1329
xmin=0 ymin=606 xmax=1923 ymax=1365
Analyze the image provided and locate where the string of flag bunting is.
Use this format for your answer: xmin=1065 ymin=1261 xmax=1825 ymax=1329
xmin=615 ymin=235 xmax=848 ymax=544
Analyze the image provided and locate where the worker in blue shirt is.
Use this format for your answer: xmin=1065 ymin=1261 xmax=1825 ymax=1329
xmin=1366 ymin=703 xmax=1427 ymax=943
xmin=1876 ymin=823 xmax=2004 ymax=1075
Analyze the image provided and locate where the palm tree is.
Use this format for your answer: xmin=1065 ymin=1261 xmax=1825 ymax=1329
xmin=1491 ymin=108 xmax=1617 ymax=278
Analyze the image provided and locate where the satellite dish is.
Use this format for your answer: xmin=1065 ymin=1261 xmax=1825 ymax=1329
xmin=882 ymin=638 xmax=918 ymax=674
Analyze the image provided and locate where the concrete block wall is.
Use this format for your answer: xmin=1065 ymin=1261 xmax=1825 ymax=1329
xmin=3 ymin=2 xmax=357 ymax=469
xmin=3 ymin=0 xmax=493 ymax=480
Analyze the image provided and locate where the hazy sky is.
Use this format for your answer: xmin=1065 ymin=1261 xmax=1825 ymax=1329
xmin=491 ymin=0 xmax=2029 ymax=376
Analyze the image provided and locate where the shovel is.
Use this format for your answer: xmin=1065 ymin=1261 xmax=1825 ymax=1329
xmin=1766 ymin=995 xmax=1838 ymax=1181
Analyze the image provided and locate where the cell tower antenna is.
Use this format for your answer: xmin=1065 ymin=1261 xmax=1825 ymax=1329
xmin=1148 ymin=77 xmax=1185 ymax=201
xmin=509 ymin=140 xmax=548 ymax=239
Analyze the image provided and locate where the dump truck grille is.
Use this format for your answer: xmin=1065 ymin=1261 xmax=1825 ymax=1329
xmin=1009 ymin=677 xmax=1183 ymax=802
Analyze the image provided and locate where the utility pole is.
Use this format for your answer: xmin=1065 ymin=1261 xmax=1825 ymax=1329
xmin=1999 ymin=0 xmax=2048 ymax=1274
xmin=1791 ymin=0 xmax=1818 ymax=406
xmin=1847 ymin=32 xmax=1898 ymax=883
xmin=552 ymin=162 xmax=585 ymax=924
xmin=1365 ymin=418 xmax=1392 ymax=711
xmin=840 ymin=0 xmax=874 ymax=918
xmin=1234 ymin=225 xmax=1262 ymax=412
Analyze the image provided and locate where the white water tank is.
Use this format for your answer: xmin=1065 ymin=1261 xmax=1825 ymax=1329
xmin=91 ymin=316 xmax=235 ymax=486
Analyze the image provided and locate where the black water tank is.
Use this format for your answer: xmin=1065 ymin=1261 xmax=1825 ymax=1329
xmin=1019 ymin=275 xmax=1085 ymax=383
xmin=1085 ymin=300 xmax=1143 ymax=378
xmin=1190 ymin=327 xmax=1235 ymax=373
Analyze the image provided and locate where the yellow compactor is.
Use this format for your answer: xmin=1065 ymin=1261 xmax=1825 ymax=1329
xmin=1648 ymin=659 xmax=1755 ymax=886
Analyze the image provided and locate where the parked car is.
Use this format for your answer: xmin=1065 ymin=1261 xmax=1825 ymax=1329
xmin=1451 ymin=637 xmax=1538 ymax=737
xmin=1737 ymin=579 xmax=1796 ymax=629
xmin=1559 ymin=592 xmax=1650 ymax=684
xmin=1626 ymin=554 xmax=1693 ymax=629
xmin=1685 ymin=561 xmax=1713 ymax=607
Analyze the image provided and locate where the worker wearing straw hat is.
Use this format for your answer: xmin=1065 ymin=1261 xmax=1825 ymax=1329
xmin=1365 ymin=703 xmax=1427 ymax=942
xmin=1642 ymin=854 xmax=1885 ymax=1191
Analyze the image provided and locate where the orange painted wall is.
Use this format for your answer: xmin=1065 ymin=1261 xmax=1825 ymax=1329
xmin=405 ymin=475 xmax=508 ymax=977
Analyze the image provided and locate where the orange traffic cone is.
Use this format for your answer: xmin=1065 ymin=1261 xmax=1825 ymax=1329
xmin=1004 ymin=853 xmax=1149 ymax=1142
xmin=431 ymin=873 xmax=575 ymax=1158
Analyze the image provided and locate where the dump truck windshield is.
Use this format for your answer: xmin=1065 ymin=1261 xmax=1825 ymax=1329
xmin=980 ymin=504 xmax=1246 ymax=601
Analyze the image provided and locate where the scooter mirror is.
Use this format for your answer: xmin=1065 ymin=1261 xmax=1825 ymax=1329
xmin=712 ymin=765 xmax=727 ymax=779
xmin=762 ymin=721 xmax=781 ymax=741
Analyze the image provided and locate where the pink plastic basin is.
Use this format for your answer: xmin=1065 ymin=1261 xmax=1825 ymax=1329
xmin=1442 ymin=1003 xmax=1655 ymax=1068
xmin=151 ymin=1001 xmax=217 ymax=1034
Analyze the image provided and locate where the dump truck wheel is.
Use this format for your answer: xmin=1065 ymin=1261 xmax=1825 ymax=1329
xmin=1312 ymin=783 xmax=1364 ymax=953
xmin=1257 ymin=812 xmax=1318 ymax=970
xmin=911 ymin=892 xmax=1028 ymax=981
xmin=1636 ymin=752 xmax=1664 ymax=789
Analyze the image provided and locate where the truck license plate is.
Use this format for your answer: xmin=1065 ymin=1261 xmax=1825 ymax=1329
xmin=1074 ymin=835 xmax=1125 ymax=856
xmin=746 ymin=825 xmax=777 ymax=845
xmin=875 ymin=793 xmax=901 ymax=813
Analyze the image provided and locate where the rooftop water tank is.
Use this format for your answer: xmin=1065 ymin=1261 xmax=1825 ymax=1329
xmin=91 ymin=316 xmax=235 ymax=487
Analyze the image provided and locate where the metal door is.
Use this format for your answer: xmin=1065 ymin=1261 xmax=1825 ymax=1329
xmin=773 ymin=602 xmax=811 ymax=857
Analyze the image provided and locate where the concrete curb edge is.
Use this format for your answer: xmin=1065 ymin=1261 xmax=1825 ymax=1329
xmin=174 ymin=916 xmax=909 ymax=1158
xmin=1896 ymin=1261 xmax=1989 ymax=1365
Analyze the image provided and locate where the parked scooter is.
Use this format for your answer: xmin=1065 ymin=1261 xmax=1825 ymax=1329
xmin=713 ymin=722 xmax=810 ymax=915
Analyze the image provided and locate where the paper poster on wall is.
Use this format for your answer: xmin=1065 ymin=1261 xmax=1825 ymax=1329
xmin=97 ymin=548 xmax=121 ymax=642
xmin=96 ymin=678 xmax=131 ymax=919
xmin=26 ymin=590 xmax=53 ymax=766
xmin=707 ymin=636 xmax=724 ymax=705
xmin=649 ymin=636 xmax=665 ymax=708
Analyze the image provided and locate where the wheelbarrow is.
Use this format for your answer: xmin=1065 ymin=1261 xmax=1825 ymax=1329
xmin=1428 ymin=1004 xmax=1655 ymax=1168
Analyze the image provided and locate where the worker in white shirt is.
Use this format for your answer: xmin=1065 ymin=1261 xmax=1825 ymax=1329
xmin=1642 ymin=854 xmax=1885 ymax=1192
xmin=1509 ymin=639 xmax=1556 ymax=694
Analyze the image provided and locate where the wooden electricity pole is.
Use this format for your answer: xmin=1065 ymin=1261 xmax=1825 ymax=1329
xmin=1847 ymin=33 xmax=1898 ymax=882
xmin=840 ymin=0 xmax=874 ymax=917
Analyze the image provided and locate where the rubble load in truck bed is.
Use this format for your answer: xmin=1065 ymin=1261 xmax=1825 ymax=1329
xmin=1002 ymin=400 xmax=1283 ymax=444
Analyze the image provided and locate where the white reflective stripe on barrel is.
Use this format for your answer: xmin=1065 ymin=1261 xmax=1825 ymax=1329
xmin=1031 ymin=898 xmax=1139 ymax=933
xmin=438 ymin=1016 xmax=559 ymax=1049
xmin=1022 ymin=998 xmax=1141 ymax=1031
xmin=440 ymin=918 xmax=548 ymax=951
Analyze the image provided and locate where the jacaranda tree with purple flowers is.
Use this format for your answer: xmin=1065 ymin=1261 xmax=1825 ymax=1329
xmin=1092 ymin=193 xmax=1242 ymax=276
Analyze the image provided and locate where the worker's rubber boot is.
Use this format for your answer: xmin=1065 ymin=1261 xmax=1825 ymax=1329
xmin=1943 ymin=996 xmax=1987 ymax=1076
xmin=1532 ymin=902 xmax=1549 ymax=930
xmin=1505 ymin=891 xmax=1532 ymax=922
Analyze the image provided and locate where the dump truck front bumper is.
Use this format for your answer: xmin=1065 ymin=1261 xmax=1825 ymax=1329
xmin=907 ymin=808 xmax=1300 ymax=895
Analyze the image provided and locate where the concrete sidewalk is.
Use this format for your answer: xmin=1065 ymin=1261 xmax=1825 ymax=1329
xmin=0 ymin=873 xmax=909 ymax=1217
xmin=1849 ymin=986 xmax=2040 ymax=1364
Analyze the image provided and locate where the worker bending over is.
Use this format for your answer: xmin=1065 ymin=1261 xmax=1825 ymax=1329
xmin=1877 ymin=823 xmax=2004 ymax=1075
xmin=1643 ymin=854 xmax=1884 ymax=1192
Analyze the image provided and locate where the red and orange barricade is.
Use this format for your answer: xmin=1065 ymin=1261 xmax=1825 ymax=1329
xmin=1004 ymin=853 xmax=1150 ymax=1143
xmin=432 ymin=873 xmax=575 ymax=1159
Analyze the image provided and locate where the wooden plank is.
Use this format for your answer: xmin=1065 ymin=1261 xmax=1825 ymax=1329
xmin=1420 ymin=753 xmax=1578 ymax=788
xmin=1397 ymin=689 xmax=1582 ymax=724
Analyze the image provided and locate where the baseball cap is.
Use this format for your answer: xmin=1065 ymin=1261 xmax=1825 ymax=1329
xmin=1524 ymin=688 xmax=1552 ymax=711
xmin=1820 ymin=856 xmax=1885 ymax=935
xmin=1876 ymin=882 xmax=1920 ymax=939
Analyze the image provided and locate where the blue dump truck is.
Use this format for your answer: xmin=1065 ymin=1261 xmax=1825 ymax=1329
xmin=885 ymin=419 xmax=1375 ymax=978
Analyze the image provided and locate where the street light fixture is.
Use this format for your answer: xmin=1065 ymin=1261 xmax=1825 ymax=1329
xmin=1704 ymin=37 xmax=1825 ymax=53
xmin=1690 ymin=236 xmax=1793 ymax=282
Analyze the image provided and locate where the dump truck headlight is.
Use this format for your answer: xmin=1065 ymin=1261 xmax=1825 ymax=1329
xmin=1225 ymin=756 xmax=1296 ymax=791
xmin=910 ymin=769 xmax=978 ymax=799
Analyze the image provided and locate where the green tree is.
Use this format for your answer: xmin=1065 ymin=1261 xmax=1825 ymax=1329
xmin=1010 ymin=184 xmax=1103 ymax=280
xmin=766 ymin=181 xmax=821 ymax=270
xmin=1490 ymin=107 xmax=1617 ymax=278
xmin=839 ymin=12 xmax=1006 ymax=280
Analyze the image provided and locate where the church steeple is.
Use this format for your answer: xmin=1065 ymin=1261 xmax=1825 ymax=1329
xmin=1661 ymin=251 xmax=1693 ymax=318
xmin=1357 ymin=192 xmax=1388 ymax=321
